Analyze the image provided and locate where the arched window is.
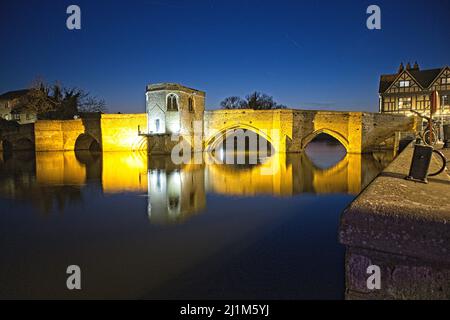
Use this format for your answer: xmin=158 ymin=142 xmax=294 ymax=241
xmin=188 ymin=97 xmax=194 ymax=112
xmin=167 ymin=94 xmax=178 ymax=111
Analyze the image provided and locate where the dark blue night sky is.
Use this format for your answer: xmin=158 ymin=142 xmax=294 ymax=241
xmin=1 ymin=0 xmax=449 ymax=113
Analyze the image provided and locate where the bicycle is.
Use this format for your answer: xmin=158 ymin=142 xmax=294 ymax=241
xmin=410 ymin=109 xmax=439 ymax=146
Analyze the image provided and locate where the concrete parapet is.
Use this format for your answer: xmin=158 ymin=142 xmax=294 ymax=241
xmin=339 ymin=143 xmax=450 ymax=299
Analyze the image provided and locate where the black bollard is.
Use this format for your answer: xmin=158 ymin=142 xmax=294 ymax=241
xmin=406 ymin=141 xmax=433 ymax=183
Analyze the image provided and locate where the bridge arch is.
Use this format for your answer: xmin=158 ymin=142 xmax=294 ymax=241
xmin=205 ymin=123 xmax=275 ymax=153
xmin=74 ymin=133 xmax=101 ymax=152
xmin=302 ymin=129 xmax=349 ymax=152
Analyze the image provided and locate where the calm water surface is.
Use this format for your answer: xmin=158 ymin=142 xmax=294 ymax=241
xmin=0 ymin=141 xmax=393 ymax=299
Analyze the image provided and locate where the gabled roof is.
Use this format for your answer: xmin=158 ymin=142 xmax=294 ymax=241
xmin=0 ymin=89 xmax=30 ymax=100
xmin=146 ymin=83 xmax=205 ymax=96
xmin=409 ymin=68 xmax=443 ymax=88
xmin=379 ymin=66 xmax=448 ymax=93
xmin=379 ymin=74 xmax=398 ymax=93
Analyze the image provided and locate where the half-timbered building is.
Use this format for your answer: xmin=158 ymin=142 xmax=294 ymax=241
xmin=379 ymin=63 xmax=450 ymax=123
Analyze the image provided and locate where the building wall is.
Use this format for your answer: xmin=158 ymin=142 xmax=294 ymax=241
xmin=146 ymin=85 xmax=205 ymax=149
xmin=380 ymin=68 xmax=450 ymax=123
xmin=0 ymin=99 xmax=37 ymax=124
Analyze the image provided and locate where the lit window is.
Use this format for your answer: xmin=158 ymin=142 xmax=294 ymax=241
xmin=441 ymin=77 xmax=450 ymax=85
xmin=167 ymin=94 xmax=178 ymax=111
xmin=398 ymin=97 xmax=412 ymax=110
xmin=443 ymin=95 xmax=449 ymax=107
xmin=399 ymin=80 xmax=410 ymax=87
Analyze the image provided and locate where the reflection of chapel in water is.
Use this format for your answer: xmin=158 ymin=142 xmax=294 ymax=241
xmin=146 ymin=159 xmax=206 ymax=224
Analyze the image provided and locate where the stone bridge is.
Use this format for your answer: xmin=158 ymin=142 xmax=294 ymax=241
xmin=204 ymin=109 xmax=417 ymax=154
xmin=1 ymin=110 xmax=416 ymax=154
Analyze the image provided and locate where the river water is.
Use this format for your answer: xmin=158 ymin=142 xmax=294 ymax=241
xmin=0 ymin=140 xmax=393 ymax=299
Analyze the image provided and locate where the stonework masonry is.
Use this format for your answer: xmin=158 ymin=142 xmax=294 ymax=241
xmin=340 ymin=143 xmax=450 ymax=299
xmin=0 ymin=83 xmax=418 ymax=154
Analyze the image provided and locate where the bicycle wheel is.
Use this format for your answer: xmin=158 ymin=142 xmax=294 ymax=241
xmin=423 ymin=129 xmax=438 ymax=146
xmin=428 ymin=150 xmax=447 ymax=176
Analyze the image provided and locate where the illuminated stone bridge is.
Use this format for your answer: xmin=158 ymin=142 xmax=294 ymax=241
xmin=0 ymin=83 xmax=417 ymax=154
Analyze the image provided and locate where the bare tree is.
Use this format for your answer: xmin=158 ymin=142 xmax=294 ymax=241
xmin=220 ymin=96 xmax=247 ymax=109
xmin=220 ymin=92 xmax=286 ymax=110
xmin=78 ymin=96 xmax=107 ymax=113
xmin=15 ymin=79 xmax=107 ymax=119
xmin=20 ymin=81 xmax=58 ymax=115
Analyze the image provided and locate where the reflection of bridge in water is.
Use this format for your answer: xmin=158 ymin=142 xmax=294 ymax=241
xmin=0 ymin=145 xmax=394 ymax=223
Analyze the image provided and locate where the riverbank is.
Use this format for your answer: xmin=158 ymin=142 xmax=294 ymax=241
xmin=339 ymin=143 xmax=450 ymax=299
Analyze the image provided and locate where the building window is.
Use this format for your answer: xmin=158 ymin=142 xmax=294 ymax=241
xmin=155 ymin=119 xmax=160 ymax=132
xmin=443 ymin=95 xmax=449 ymax=108
xmin=399 ymin=80 xmax=410 ymax=87
xmin=383 ymin=96 xmax=396 ymax=112
xmin=416 ymin=95 xmax=430 ymax=111
xmin=441 ymin=77 xmax=450 ymax=85
xmin=188 ymin=97 xmax=194 ymax=112
xmin=13 ymin=114 xmax=20 ymax=120
xmin=398 ymin=97 xmax=411 ymax=110
xmin=167 ymin=94 xmax=178 ymax=111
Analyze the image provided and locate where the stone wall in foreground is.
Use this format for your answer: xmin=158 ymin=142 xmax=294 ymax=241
xmin=339 ymin=143 xmax=450 ymax=299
